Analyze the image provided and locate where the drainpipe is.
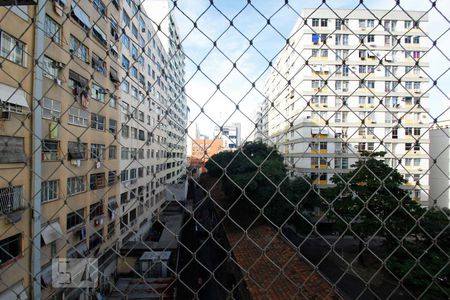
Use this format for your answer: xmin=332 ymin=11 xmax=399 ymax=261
xmin=32 ymin=0 xmax=45 ymax=298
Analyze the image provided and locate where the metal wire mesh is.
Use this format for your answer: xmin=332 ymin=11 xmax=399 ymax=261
xmin=0 ymin=0 xmax=449 ymax=299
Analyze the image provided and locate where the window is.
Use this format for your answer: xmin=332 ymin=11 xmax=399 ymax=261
xmin=42 ymin=98 xmax=61 ymax=120
xmin=130 ymin=168 xmax=137 ymax=180
xmin=0 ymin=31 xmax=25 ymax=66
xmin=123 ymin=11 xmax=130 ymax=26
xmin=132 ymin=24 xmax=138 ymax=38
xmin=414 ymin=142 xmax=420 ymax=151
xmin=67 ymin=176 xmax=86 ymax=195
xmin=68 ymin=107 xmax=89 ymax=127
xmin=312 ymin=18 xmax=319 ymax=27
xmin=91 ymin=113 xmax=105 ymax=131
xmin=120 ymin=170 xmax=129 ymax=182
xmin=121 ymin=80 xmax=129 ymax=93
xmin=414 ymin=128 xmax=421 ymax=136
xmin=90 ymin=144 xmax=105 ymax=160
xmin=92 ymin=52 xmax=106 ymax=74
xmin=121 ymin=124 xmax=129 ymax=138
xmin=42 ymin=180 xmax=58 ymax=202
xmin=109 ymin=119 xmax=117 ymax=134
xmin=131 ymin=127 xmax=138 ymax=139
xmin=67 ymin=208 xmax=84 ymax=230
xmin=132 ymin=44 xmax=138 ymax=59
xmin=359 ymin=19 xmax=366 ymax=28
xmin=42 ymin=140 xmax=59 ymax=161
xmin=91 ymin=83 xmax=105 ymax=102
xmin=43 ymin=56 xmax=60 ymax=79
xmin=122 ymin=34 xmax=130 ymax=49
xmin=90 ymin=173 xmax=105 ymax=190
xmin=342 ymin=34 xmax=349 ymax=45
xmin=367 ymin=35 xmax=375 ymax=43
xmin=69 ymin=35 xmax=88 ymax=62
xmin=0 ymin=234 xmax=21 ymax=265
xmin=108 ymin=171 xmax=116 ymax=185
xmin=405 ymin=36 xmax=412 ymax=44
xmin=405 ymin=20 xmax=412 ymax=28
xmin=122 ymin=55 xmax=129 ymax=69
xmin=44 ymin=15 xmax=61 ymax=43
xmin=131 ymin=66 xmax=138 ymax=78
xmin=131 ymin=86 xmax=138 ymax=98
xmin=90 ymin=201 xmax=104 ymax=219
xmin=108 ymin=145 xmax=117 ymax=159
xmin=320 ymin=19 xmax=328 ymax=27
xmin=367 ymin=19 xmax=375 ymax=27
xmin=121 ymin=147 xmax=129 ymax=159
xmin=110 ymin=95 xmax=117 ymax=109
xmin=93 ymin=0 xmax=106 ymax=16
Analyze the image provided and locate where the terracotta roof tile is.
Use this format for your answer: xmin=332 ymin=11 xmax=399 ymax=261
xmin=226 ymin=225 xmax=340 ymax=300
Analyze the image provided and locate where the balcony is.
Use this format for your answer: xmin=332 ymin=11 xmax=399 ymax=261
xmin=0 ymin=186 xmax=25 ymax=216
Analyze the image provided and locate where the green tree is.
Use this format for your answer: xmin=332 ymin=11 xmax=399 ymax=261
xmin=205 ymin=142 xmax=318 ymax=228
xmin=328 ymin=152 xmax=423 ymax=243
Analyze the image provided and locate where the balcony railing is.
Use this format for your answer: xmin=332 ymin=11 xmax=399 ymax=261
xmin=0 ymin=186 xmax=24 ymax=215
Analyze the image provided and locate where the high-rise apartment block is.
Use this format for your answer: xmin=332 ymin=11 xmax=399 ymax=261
xmin=213 ymin=122 xmax=242 ymax=150
xmin=0 ymin=0 xmax=186 ymax=298
xmin=260 ymin=9 xmax=430 ymax=206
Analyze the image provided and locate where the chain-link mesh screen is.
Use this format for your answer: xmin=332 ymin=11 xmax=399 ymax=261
xmin=0 ymin=0 xmax=449 ymax=299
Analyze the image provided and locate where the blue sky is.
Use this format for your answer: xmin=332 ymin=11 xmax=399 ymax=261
xmin=170 ymin=0 xmax=450 ymax=143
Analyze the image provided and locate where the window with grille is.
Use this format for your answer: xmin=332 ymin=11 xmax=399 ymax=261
xmin=90 ymin=173 xmax=105 ymax=190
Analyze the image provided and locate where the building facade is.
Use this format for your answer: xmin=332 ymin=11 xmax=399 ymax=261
xmin=191 ymin=138 xmax=224 ymax=173
xmin=0 ymin=5 xmax=35 ymax=298
xmin=0 ymin=0 xmax=187 ymax=298
xmin=213 ymin=122 xmax=241 ymax=150
xmin=260 ymin=9 xmax=430 ymax=206
xmin=144 ymin=0 xmax=188 ymax=185
xmin=429 ymin=121 xmax=450 ymax=208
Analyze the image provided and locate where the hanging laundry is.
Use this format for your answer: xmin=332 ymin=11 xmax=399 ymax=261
xmin=81 ymin=89 xmax=90 ymax=109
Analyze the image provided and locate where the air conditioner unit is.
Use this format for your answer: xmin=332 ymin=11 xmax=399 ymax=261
xmin=369 ymin=44 xmax=376 ymax=48
xmin=414 ymin=89 xmax=421 ymax=94
xmin=361 ymin=27 xmax=366 ymax=31
xmin=361 ymin=57 xmax=366 ymax=60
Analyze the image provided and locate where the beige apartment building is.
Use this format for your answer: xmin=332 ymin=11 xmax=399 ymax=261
xmin=0 ymin=0 xmax=187 ymax=298
xmin=0 ymin=5 xmax=35 ymax=299
xmin=0 ymin=0 xmax=123 ymax=298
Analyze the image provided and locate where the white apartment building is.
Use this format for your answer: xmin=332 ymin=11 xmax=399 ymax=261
xmin=260 ymin=9 xmax=431 ymax=206
xmin=213 ymin=122 xmax=242 ymax=150
xmin=430 ymin=121 xmax=450 ymax=208
xmin=118 ymin=0 xmax=184 ymax=245
xmin=145 ymin=0 xmax=188 ymax=184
